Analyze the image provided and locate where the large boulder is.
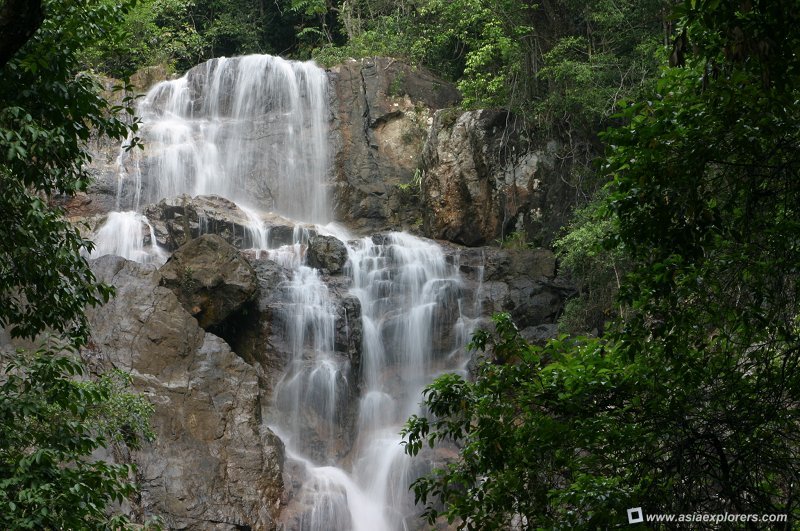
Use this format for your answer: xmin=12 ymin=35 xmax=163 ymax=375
xmin=421 ymin=109 xmax=573 ymax=247
xmin=144 ymin=195 xmax=254 ymax=250
xmin=328 ymin=57 xmax=460 ymax=233
xmin=85 ymin=255 xmax=284 ymax=530
xmin=306 ymin=234 xmax=348 ymax=275
xmin=159 ymin=234 xmax=258 ymax=329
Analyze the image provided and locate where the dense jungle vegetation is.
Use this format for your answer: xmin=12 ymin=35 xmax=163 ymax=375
xmin=0 ymin=0 xmax=798 ymax=528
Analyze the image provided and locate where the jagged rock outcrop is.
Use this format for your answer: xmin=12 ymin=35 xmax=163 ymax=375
xmin=445 ymin=244 xmax=573 ymax=344
xmin=421 ymin=109 xmax=573 ymax=247
xmin=144 ymin=195 xmax=301 ymax=251
xmin=85 ymin=255 xmax=284 ymax=530
xmin=160 ymin=234 xmax=258 ymax=329
xmin=145 ymin=195 xmax=255 ymax=250
xmin=328 ymin=57 xmax=460 ymax=233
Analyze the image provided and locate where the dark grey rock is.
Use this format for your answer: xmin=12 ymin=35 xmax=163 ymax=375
xmin=328 ymin=58 xmax=460 ymax=234
xmin=159 ymin=234 xmax=257 ymax=329
xmin=306 ymin=235 xmax=348 ymax=275
xmin=145 ymin=195 xmax=250 ymax=250
xmin=441 ymin=243 xmax=573 ymax=332
xmin=421 ymin=109 xmax=575 ymax=247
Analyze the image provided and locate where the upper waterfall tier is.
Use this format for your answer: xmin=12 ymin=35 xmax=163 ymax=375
xmin=117 ymin=55 xmax=330 ymax=223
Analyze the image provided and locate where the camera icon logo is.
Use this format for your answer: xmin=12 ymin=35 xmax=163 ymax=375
xmin=627 ymin=507 xmax=644 ymax=524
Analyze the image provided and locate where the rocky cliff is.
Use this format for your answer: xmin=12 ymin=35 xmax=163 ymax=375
xmin=328 ymin=57 xmax=460 ymax=233
xmin=66 ymin=57 xmax=575 ymax=247
xmin=86 ymin=255 xmax=284 ymax=530
xmin=38 ymin=56 xmax=577 ymax=529
xmin=421 ymin=109 xmax=575 ymax=247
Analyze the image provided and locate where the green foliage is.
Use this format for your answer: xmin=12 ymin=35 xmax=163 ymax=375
xmin=405 ymin=0 xmax=800 ymax=527
xmin=312 ymin=7 xmax=426 ymax=68
xmin=0 ymin=344 xmax=154 ymax=529
xmin=597 ymin=1 xmax=800 ymax=514
xmin=0 ymin=1 xmax=155 ymax=526
xmin=396 ymin=168 xmax=423 ymax=195
xmin=534 ymin=0 xmax=668 ymax=138
xmin=0 ymin=0 xmax=139 ymax=345
xmin=495 ymin=230 xmax=531 ymax=250
xmin=313 ymin=0 xmax=666 ymax=135
xmin=555 ymin=193 xmax=628 ymax=334
xmin=411 ymin=0 xmax=531 ymax=109
xmin=84 ymin=0 xmax=311 ymax=75
xmin=403 ymin=314 xmax=636 ymax=529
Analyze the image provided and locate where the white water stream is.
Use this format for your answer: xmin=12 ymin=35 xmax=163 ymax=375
xmin=92 ymin=55 xmax=477 ymax=530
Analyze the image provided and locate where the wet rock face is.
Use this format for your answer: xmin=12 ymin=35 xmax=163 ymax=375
xmin=328 ymin=58 xmax=460 ymax=234
xmin=47 ymin=58 xmax=582 ymax=530
xmin=145 ymin=195 xmax=254 ymax=250
xmin=444 ymin=244 xmax=574 ymax=344
xmin=85 ymin=255 xmax=284 ymax=530
xmin=144 ymin=195 xmax=300 ymax=252
xmin=159 ymin=234 xmax=258 ymax=329
xmin=306 ymin=234 xmax=348 ymax=275
xmin=421 ymin=109 xmax=573 ymax=247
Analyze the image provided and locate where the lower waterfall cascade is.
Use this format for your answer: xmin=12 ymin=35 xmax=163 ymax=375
xmin=90 ymin=54 xmax=482 ymax=530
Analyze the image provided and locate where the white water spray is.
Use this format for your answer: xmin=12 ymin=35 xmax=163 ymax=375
xmin=117 ymin=55 xmax=330 ymax=222
xmin=90 ymin=211 xmax=166 ymax=264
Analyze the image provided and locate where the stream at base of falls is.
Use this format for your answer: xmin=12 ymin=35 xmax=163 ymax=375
xmin=91 ymin=54 xmax=480 ymax=530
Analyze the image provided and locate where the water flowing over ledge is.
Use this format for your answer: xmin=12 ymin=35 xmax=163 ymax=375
xmin=117 ymin=54 xmax=330 ymax=223
xmin=90 ymin=54 xmax=481 ymax=530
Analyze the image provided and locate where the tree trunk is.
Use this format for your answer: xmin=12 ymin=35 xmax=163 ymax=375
xmin=0 ymin=0 xmax=44 ymax=68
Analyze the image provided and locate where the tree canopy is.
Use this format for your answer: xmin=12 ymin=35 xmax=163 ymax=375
xmin=0 ymin=0 xmax=153 ymax=527
xmin=0 ymin=0 xmax=138 ymax=344
xmin=0 ymin=345 xmax=154 ymax=529
xmin=403 ymin=0 xmax=800 ymax=528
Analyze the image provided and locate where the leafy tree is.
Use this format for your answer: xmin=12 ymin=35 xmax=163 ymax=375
xmin=83 ymin=0 xmax=333 ymax=75
xmin=81 ymin=0 xmax=206 ymax=76
xmin=311 ymin=0 xmax=668 ymax=213
xmin=0 ymin=0 xmax=154 ymax=527
xmin=554 ymin=191 xmax=629 ymax=335
xmin=0 ymin=344 xmax=155 ymax=529
xmin=404 ymin=0 xmax=800 ymax=528
xmin=403 ymin=315 xmax=635 ymax=529
xmin=0 ymin=0 xmax=138 ymax=344
xmin=314 ymin=1 xmax=666 ymax=130
xmin=533 ymin=0 xmax=668 ymax=138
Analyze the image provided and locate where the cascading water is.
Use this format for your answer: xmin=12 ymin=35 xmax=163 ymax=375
xmin=117 ymin=55 xmax=330 ymax=223
xmin=95 ymin=54 xmax=478 ymax=530
xmin=89 ymin=211 xmax=166 ymax=264
xmin=346 ymin=234 xmax=471 ymax=529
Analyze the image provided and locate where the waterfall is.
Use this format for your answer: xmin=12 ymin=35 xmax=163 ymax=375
xmin=117 ymin=55 xmax=330 ymax=223
xmin=89 ymin=211 xmax=165 ymax=264
xmin=94 ymin=54 xmax=477 ymax=530
xmin=346 ymin=234 xmax=469 ymax=528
